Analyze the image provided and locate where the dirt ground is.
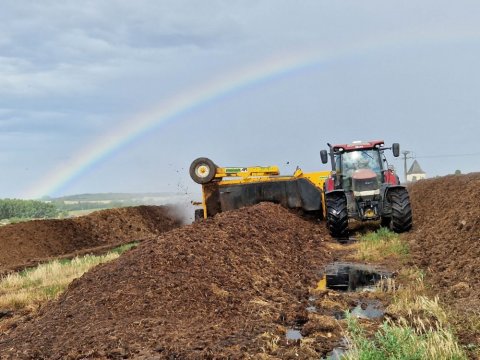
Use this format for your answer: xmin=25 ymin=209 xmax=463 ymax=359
xmin=405 ymin=173 xmax=480 ymax=346
xmin=0 ymin=206 xmax=181 ymax=275
xmin=0 ymin=203 xmax=348 ymax=359
xmin=0 ymin=174 xmax=478 ymax=358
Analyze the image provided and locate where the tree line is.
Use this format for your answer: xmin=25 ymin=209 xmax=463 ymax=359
xmin=0 ymin=199 xmax=59 ymax=220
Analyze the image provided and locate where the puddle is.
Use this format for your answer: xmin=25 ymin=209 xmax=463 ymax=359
xmin=322 ymin=338 xmax=348 ymax=360
xmin=319 ymin=262 xmax=392 ymax=292
xmin=333 ymin=311 xmax=346 ymax=320
xmin=0 ymin=310 xmax=13 ymax=319
xmin=312 ymin=263 xmax=389 ymax=359
xmin=351 ymin=299 xmax=384 ymax=319
xmin=337 ymin=237 xmax=358 ymax=244
xmin=306 ymin=295 xmax=318 ymax=313
xmin=324 ymin=347 xmax=346 ymax=360
xmin=286 ymin=328 xmax=303 ymax=340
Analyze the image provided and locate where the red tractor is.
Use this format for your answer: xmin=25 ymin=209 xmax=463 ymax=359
xmin=320 ymin=140 xmax=412 ymax=238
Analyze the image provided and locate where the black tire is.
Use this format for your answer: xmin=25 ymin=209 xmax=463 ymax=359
xmin=389 ymin=188 xmax=413 ymax=233
xmin=326 ymin=193 xmax=349 ymax=238
xmin=190 ymin=157 xmax=217 ymax=184
xmin=194 ymin=209 xmax=205 ymax=221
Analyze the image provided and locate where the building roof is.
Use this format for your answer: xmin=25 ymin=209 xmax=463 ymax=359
xmin=407 ymin=160 xmax=425 ymax=175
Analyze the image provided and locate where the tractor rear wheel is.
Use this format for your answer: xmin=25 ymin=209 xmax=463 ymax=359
xmin=326 ymin=193 xmax=349 ymax=238
xmin=389 ymin=188 xmax=413 ymax=233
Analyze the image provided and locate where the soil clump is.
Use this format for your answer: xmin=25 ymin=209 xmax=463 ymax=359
xmin=0 ymin=206 xmax=181 ymax=274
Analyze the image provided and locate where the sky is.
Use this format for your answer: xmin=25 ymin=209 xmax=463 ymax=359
xmin=1 ymin=0 xmax=480 ymax=199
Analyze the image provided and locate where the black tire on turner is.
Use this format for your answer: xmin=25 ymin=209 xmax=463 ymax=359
xmin=389 ymin=188 xmax=413 ymax=233
xmin=190 ymin=157 xmax=217 ymax=184
xmin=194 ymin=209 xmax=205 ymax=221
xmin=326 ymin=193 xmax=349 ymax=238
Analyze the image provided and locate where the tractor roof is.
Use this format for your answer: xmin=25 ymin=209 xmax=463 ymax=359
xmin=332 ymin=140 xmax=384 ymax=152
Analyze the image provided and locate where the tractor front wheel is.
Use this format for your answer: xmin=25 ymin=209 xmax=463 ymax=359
xmin=326 ymin=193 xmax=349 ymax=239
xmin=389 ymin=188 xmax=413 ymax=233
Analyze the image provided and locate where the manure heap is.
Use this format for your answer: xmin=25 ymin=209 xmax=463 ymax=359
xmin=0 ymin=206 xmax=180 ymax=274
xmin=0 ymin=203 xmax=332 ymax=359
xmin=406 ymin=173 xmax=480 ymax=345
xmin=407 ymin=173 xmax=480 ymax=310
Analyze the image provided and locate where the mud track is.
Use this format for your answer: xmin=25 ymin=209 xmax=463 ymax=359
xmin=0 ymin=206 xmax=181 ymax=275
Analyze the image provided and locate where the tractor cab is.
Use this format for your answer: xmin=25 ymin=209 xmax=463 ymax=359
xmin=321 ymin=140 xmax=400 ymax=192
xmin=335 ymin=148 xmax=383 ymax=192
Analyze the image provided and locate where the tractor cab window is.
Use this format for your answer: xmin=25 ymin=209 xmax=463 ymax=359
xmin=337 ymin=150 xmax=382 ymax=190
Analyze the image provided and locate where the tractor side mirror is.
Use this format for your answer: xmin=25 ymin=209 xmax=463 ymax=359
xmin=392 ymin=143 xmax=400 ymax=157
xmin=320 ymin=150 xmax=329 ymax=164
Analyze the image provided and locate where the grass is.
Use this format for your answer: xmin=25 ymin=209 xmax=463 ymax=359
xmin=356 ymin=227 xmax=409 ymax=262
xmin=0 ymin=242 xmax=138 ymax=311
xmin=343 ymin=313 xmax=467 ymax=360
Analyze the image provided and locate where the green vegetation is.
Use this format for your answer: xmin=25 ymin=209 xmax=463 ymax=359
xmin=0 ymin=192 xmax=184 ymax=222
xmin=0 ymin=199 xmax=59 ymax=220
xmin=344 ymin=314 xmax=466 ymax=360
xmin=106 ymin=242 xmax=138 ymax=255
xmin=356 ymin=227 xmax=409 ymax=262
xmin=0 ymin=243 xmax=138 ymax=311
xmin=47 ymin=192 xmax=183 ymax=212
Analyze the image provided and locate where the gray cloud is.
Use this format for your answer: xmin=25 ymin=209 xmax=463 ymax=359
xmin=0 ymin=0 xmax=479 ymax=197
xmin=0 ymin=0 xmax=242 ymax=100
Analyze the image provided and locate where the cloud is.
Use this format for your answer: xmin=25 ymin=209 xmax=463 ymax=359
xmin=0 ymin=108 xmax=76 ymax=134
xmin=0 ymin=0 xmax=243 ymax=99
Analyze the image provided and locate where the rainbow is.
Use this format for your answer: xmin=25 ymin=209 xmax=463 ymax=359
xmin=23 ymin=49 xmax=336 ymax=199
xmin=22 ymin=36 xmax=427 ymax=199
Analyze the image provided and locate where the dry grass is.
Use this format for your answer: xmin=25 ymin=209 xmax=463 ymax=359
xmin=344 ymin=232 xmax=467 ymax=359
xmin=386 ymin=268 xmax=448 ymax=324
xmin=0 ymin=243 xmax=137 ymax=311
xmin=260 ymin=331 xmax=281 ymax=353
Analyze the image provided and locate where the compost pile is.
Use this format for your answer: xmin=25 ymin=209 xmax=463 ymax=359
xmin=0 ymin=206 xmax=181 ymax=274
xmin=406 ymin=173 xmax=480 ymax=312
xmin=0 ymin=203 xmax=332 ymax=359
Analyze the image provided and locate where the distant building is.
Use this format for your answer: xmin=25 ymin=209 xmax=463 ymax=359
xmin=407 ymin=160 xmax=426 ymax=182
